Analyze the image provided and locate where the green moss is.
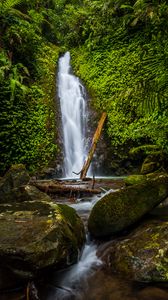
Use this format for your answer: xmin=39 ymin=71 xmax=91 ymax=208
xmin=129 ymin=145 xmax=161 ymax=157
xmin=88 ymin=174 xmax=168 ymax=237
xmin=124 ymin=175 xmax=147 ymax=186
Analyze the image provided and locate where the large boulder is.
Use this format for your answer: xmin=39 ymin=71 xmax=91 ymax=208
xmin=102 ymin=218 xmax=168 ymax=282
xmin=0 ymin=200 xmax=85 ymax=287
xmin=0 ymin=164 xmax=30 ymax=202
xmin=124 ymin=174 xmax=147 ymax=186
xmin=88 ymin=174 xmax=168 ymax=237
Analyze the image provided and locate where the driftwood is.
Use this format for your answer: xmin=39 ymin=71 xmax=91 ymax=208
xmin=32 ymin=180 xmax=101 ymax=196
xmin=80 ymin=112 xmax=107 ymax=180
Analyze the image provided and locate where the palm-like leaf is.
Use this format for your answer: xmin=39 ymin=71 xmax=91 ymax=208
xmin=0 ymin=0 xmax=30 ymax=20
xmin=2 ymin=0 xmax=23 ymax=10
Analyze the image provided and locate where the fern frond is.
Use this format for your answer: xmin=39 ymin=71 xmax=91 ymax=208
xmin=2 ymin=0 xmax=23 ymax=10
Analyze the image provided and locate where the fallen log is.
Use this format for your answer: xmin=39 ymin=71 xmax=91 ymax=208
xmin=80 ymin=112 xmax=107 ymax=180
xmin=32 ymin=181 xmax=101 ymax=196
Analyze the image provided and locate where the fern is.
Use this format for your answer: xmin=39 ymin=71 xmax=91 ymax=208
xmin=2 ymin=0 xmax=23 ymax=10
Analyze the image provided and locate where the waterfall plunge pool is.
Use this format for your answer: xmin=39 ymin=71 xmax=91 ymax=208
xmin=35 ymin=178 xmax=168 ymax=300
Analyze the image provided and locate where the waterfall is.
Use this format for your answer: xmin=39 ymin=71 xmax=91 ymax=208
xmin=58 ymin=52 xmax=88 ymax=178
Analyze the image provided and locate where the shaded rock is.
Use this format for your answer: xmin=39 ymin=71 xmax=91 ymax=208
xmin=0 ymin=200 xmax=85 ymax=284
xmin=14 ymin=185 xmax=52 ymax=203
xmin=88 ymin=174 xmax=168 ymax=237
xmin=37 ymin=167 xmax=57 ymax=179
xmin=141 ymin=152 xmax=167 ymax=175
xmin=137 ymin=286 xmax=168 ymax=300
xmin=0 ymin=266 xmax=24 ymax=290
xmin=124 ymin=174 xmax=147 ymax=186
xmin=102 ymin=219 xmax=168 ymax=282
xmin=0 ymin=164 xmax=30 ymax=202
xmin=141 ymin=161 xmax=158 ymax=175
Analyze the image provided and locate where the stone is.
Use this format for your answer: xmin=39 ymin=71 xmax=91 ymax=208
xmin=141 ymin=152 xmax=166 ymax=175
xmin=137 ymin=287 xmax=168 ymax=300
xmin=0 ymin=200 xmax=85 ymax=284
xmin=102 ymin=219 xmax=168 ymax=282
xmin=0 ymin=164 xmax=30 ymax=202
xmin=124 ymin=174 xmax=147 ymax=186
xmin=14 ymin=185 xmax=52 ymax=203
xmin=88 ymin=174 xmax=168 ymax=237
xmin=141 ymin=161 xmax=158 ymax=174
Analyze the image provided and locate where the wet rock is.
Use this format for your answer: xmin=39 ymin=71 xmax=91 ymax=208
xmin=102 ymin=219 xmax=168 ymax=282
xmin=124 ymin=174 xmax=147 ymax=186
xmin=0 ymin=200 xmax=85 ymax=285
xmin=0 ymin=164 xmax=30 ymax=203
xmin=88 ymin=174 xmax=168 ymax=237
xmin=137 ymin=286 xmax=168 ymax=300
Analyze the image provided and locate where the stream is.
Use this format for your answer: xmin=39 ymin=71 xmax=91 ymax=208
xmin=2 ymin=184 xmax=168 ymax=300
xmin=47 ymin=52 xmax=168 ymax=300
xmin=36 ymin=189 xmax=168 ymax=300
xmin=1 ymin=51 xmax=168 ymax=300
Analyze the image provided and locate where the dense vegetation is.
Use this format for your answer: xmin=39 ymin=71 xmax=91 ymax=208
xmin=0 ymin=0 xmax=60 ymax=174
xmin=69 ymin=0 xmax=168 ymax=164
xmin=1 ymin=0 xmax=168 ymax=174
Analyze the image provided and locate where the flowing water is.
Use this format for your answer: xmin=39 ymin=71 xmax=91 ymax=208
xmin=58 ymin=52 xmax=88 ymax=178
xmin=37 ymin=193 xmax=168 ymax=300
xmin=2 ymin=54 xmax=168 ymax=300
xmin=41 ymin=53 xmax=168 ymax=300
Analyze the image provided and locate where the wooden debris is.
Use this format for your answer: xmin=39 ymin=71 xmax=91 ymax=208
xmin=80 ymin=112 xmax=107 ymax=180
xmin=32 ymin=181 xmax=101 ymax=196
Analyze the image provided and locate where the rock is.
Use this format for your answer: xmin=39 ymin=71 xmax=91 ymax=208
xmin=14 ymin=185 xmax=52 ymax=203
xmin=0 ymin=200 xmax=85 ymax=284
xmin=124 ymin=174 xmax=147 ymax=186
xmin=137 ymin=286 xmax=168 ymax=300
xmin=37 ymin=167 xmax=57 ymax=179
xmin=0 ymin=164 xmax=30 ymax=202
xmin=88 ymin=174 xmax=168 ymax=237
xmin=141 ymin=161 xmax=158 ymax=174
xmin=102 ymin=219 xmax=168 ymax=282
xmin=141 ymin=152 xmax=166 ymax=175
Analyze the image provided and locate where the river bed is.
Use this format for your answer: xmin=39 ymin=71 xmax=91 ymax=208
xmin=2 ymin=178 xmax=168 ymax=300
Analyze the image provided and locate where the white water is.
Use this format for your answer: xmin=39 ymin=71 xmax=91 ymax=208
xmin=55 ymin=52 xmax=101 ymax=300
xmin=49 ymin=241 xmax=102 ymax=300
xmin=58 ymin=52 xmax=88 ymax=178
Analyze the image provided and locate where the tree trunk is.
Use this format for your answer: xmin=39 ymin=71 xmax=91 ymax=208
xmin=80 ymin=112 xmax=107 ymax=180
xmin=32 ymin=181 xmax=101 ymax=196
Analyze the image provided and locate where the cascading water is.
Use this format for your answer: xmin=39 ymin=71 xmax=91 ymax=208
xmin=55 ymin=52 xmax=102 ymax=300
xmin=58 ymin=51 xmax=88 ymax=178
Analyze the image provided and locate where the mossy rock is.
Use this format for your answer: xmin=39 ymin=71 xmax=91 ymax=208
xmin=0 ymin=200 xmax=85 ymax=284
xmin=141 ymin=161 xmax=159 ymax=175
xmin=13 ymin=184 xmax=52 ymax=203
xmin=102 ymin=219 xmax=168 ymax=282
xmin=141 ymin=152 xmax=166 ymax=175
xmin=0 ymin=164 xmax=30 ymax=203
xmin=88 ymin=174 xmax=168 ymax=237
xmin=124 ymin=175 xmax=147 ymax=186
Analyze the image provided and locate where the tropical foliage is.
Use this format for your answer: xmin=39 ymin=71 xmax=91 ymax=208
xmin=0 ymin=0 xmax=60 ymax=174
xmin=70 ymin=0 xmax=168 ymax=160
xmin=1 ymin=0 xmax=168 ymax=174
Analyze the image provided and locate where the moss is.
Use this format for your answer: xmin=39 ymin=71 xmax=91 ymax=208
xmin=141 ymin=162 xmax=158 ymax=174
xmin=0 ymin=199 xmax=85 ymax=280
xmin=129 ymin=145 xmax=161 ymax=157
xmin=57 ymin=204 xmax=80 ymax=227
xmin=124 ymin=175 xmax=147 ymax=186
xmin=88 ymin=174 xmax=168 ymax=237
